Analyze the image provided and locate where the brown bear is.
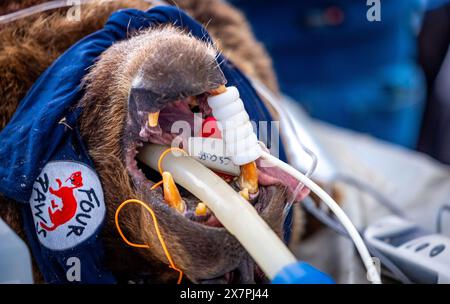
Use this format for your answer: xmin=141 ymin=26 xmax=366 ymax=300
xmin=0 ymin=0 xmax=308 ymax=284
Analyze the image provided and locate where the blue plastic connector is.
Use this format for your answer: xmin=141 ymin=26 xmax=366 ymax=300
xmin=272 ymin=262 xmax=335 ymax=284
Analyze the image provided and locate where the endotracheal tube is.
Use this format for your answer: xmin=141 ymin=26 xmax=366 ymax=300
xmin=207 ymin=85 xmax=382 ymax=284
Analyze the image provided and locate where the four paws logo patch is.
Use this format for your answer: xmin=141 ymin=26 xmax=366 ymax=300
xmin=30 ymin=161 xmax=105 ymax=251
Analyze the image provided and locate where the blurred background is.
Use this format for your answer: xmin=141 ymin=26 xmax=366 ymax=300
xmin=230 ymin=0 xmax=450 ymax=163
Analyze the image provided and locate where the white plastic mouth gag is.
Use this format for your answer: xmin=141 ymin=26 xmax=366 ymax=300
xmin=207 ymin=86 xmax=262 ymax=166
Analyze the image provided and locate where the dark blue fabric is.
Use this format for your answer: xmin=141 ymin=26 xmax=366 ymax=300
xmin=0 ymin=6 xmax=285 ymax=283
xmin=21 ymin=113 xmax=116 ymax=283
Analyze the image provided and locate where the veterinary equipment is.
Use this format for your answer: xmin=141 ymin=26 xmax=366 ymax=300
xmin=436 ymin=204 xmax=450 ymax=234
xmin=187 ymin=137 xmax=240 ymax=176
xmin=248 ymin=78 xmax=334 ymax=183
xmin=0 ymin=218 xmax=34 ymax=283
xmin=249 ymin=77 xmax=446 ymax=283
xmin=206 ymin=86 xmax=382 ymax=284
xmin=303 ymin=192 xmax=450 ymax=284
xmin=138 ymin=144 xmax=334 ymax=283
xmin=207 ymin=86 xmax=262 ymax=166
xmin=364 ymin=215 xmax=450 ymax=284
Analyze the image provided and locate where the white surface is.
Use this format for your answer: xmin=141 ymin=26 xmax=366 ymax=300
xmin=0 ymin=218 xmax=34 ymax=283
xmin=284 ymin=99 xmax=450 ymax=283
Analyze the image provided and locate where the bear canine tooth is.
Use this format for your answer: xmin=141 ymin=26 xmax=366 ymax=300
xmin=162 ymin=171 xmax=185 ymax=213
xmin=208 ymin=85 xmax=227 ymax=96
xmin=148 ymin=111 xmax=160 ymax=127
xmin=238 ymin=162 xmax=258 ymax=194
xmin=239 ymin=188 xmax=250 ymax=201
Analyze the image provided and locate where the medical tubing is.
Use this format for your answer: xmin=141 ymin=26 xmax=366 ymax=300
xmin=0 ymin=0 xmax=164 ymax=24
xmin=303 ymin=197 xmax=347 ymax=237
xmin=365 ymin=243 xmax=412 ymax=284
xmin=436 ymin=204 xmax=450 ymax=233
xmin=0 ymin=0 xmax=109 ymax=24
xmin=333 ymin=174 xmax=406 ymax=218
xmin=1 ymin=0 xmax=69 ymax=24
xmin=207 ymin=85 xmax=380 ymax=283
xmin=115 ymin=199 xmax=183 ymax=284
xmin=303 ymin=197 xmax=412 ymax=284
xmin=246 ymin=79 xmax=318 ymax=216
xmin=248 ymin=77 xmax=318 ymax=178
xmin=207 ymin=83 xmax=315 ymax=219
xmin=260 ymin=150 xmax=382 ymax=284
xmin=137 ymin=144 xmax=297 ymax=280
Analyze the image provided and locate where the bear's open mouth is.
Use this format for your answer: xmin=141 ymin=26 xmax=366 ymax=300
xmin=122 ymin=89 xmax=309 ymax=283
xmin=124 ymin=91 xmax=309 ymax=229
xmin=72 ymin=23 xmax=308 ymax=283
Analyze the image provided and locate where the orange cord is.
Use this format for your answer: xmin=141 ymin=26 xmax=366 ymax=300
xmin=115 ymin=199 xmax=183 ymax=284
xmin=157 ymin=147 xmax=187 ymax=175
xmin=150 ymin=180 xmax=163 ymax=190
xmin=114 ymin=147 xmax=188 ymax=284
xmin=151 ymin=147 xmax=187 ymax=191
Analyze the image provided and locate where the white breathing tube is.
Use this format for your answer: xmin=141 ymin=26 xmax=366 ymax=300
xmin=207 ymin=86 xmax=382 ymax=284
xmin=0 ymin=0 xmax=164 ymax=24
xmin=246 ymin=78 xmax=320 ymax=218
xmin=0 ymin=0 xmax=103 ymax=24
xmin=260 ymin=151 xmax=381 ymax=284
xmin=138 ymin=144 xmax=297 ymax=280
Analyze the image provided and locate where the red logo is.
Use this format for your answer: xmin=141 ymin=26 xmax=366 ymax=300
xmin=39 ymin=171 xmax=83 ymax=232
xmin=31 ymin=161 xmax=105 ymax=250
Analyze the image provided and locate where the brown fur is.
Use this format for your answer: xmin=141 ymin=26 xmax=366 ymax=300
xmin=0 ymin=0 xmax=151 ymax=130
xmin=0 ymin=0 xmax=286 ymax=283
